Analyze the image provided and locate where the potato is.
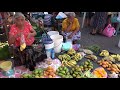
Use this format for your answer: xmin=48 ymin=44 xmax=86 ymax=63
xmin=112 ymin=64 xmax=118 ymax=69
xmin=52 ymin=74 xmax=56 ymax=77
xmin=47 ymin=69 xmax=54 ymax=72
xmin=48 ymin=75 xmax=53 ymax=78
xmin=45 ymin=71 xmax=49 ymax=75
xmin=100 ymin=63 xmax=102 ymax=65
xmin=107 ymin=68 xmax=111 ymax=70
xmin=102 ymin=62 xmax=107 ymax=65
xmin=102 ymin=65 xmax=106 ymax=68
xmin=111 ymin=68 xmax=116 ymax=72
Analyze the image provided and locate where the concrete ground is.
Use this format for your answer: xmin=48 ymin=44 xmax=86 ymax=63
xmin=77 ymin=16 xmax=120 ymax=54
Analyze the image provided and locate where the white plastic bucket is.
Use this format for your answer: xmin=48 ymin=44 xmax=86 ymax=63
xmin=54 ymin=43 xmax=63 ymax=53
xmin=47 ymin=31 xmax=59 ymax=36
xmin=44 ymin=42 xmax=54 ymax=50
xmin=50 ymin=35 xmax=63 ymax=53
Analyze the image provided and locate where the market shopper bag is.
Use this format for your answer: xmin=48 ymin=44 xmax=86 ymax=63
xmin=102 ymin=24 xmax=116 ymax=37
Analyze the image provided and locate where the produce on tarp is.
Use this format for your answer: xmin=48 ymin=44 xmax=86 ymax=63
xmin=83 ymin=49 xmax=93 ymax=55
xmin=110 ymin=54 xmax=120 ymax=61
xmin=21 ymin=68 xmax=44 ymax=78
xmin=0 ymin=42 xmax=10 ymax=60
xmin=56 ymin=66 xmax=73 ymax=78
xmin=67 ymin=48 xmax=76 ymax=56
xmin=99 ymin=50 xmax=109 ymax=57
xmin=93 ymin=67 xmax=107 ymax=78
xmin=81 ymin=60 xmax=94 ymax=71
xmin=87 ymin=45 xmax=100 ymax=54
xmin=98 ymin=60 xmax=120 ymax=74
xmin=44 ymin=66 xmax=56 ymax=78
xmin=85 ymin=55 xmax=97 ymax=61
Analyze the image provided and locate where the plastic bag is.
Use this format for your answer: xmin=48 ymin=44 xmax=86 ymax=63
xmin=102 ymin=24 xmax=116 ymax=37
xmin=20 ymin=34 xmax=26 ymax=51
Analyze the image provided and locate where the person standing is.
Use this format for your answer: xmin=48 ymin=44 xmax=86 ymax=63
xmin=90 ymin=12 xmax=107 ymax=35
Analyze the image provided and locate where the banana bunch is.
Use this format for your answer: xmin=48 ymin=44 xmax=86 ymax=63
xmin=116 ymin=64 xmax=120 ymax=69
xmin=99 ymin=50 xmax=109 ymax=57
xmin=85 ymin=55 xmax=97 ymax=61
xmin=20 ymin=43 xmax=26 ymax=51
xmin=83 ymin=49 xmax=93 ymax=55
xmin=103 ymin=56 xmax=115 ymax=62
xmin=58 ymin=54 xmax=71 ymax=61
xmin=111 ymin=54 xmax=120 ymax=61
xmin=71 ymin=53 xmax=83 ymax=61
xmin=67 ymin=48 xmax=76 ymax=56
xmin=62 ymin=60 xmax=77 ymax=67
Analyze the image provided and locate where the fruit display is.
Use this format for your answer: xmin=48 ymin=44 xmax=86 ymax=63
xmin=32 ymin=68 xmax=44 ymax=78
xmin=58 ymin=54 xmax=71 ymax=61
xmin=44 ymin=66 xmax=56 ymax=78
xmin=93 ymin=67 xmax=107 ymax=78
xmin=21 ymin=68 xmax=44 ymax=78
xmin=111 ymin=54 xmax=120 ymax=62
xmin=85 ymin=55 xmax=97 ymax=61
xmin=21 ymin=73 xmax=33 ymax=78
xmin=116 ymin=63 xmax=120 ymax=69
xmin=82 ymin=70 xmax=97 ymax=78
xmin=0 ymin=42 xmax=10 ymax=59
xmin=81 ymin=60 xmax=94 ymax=71
xmin=70 ymin=66 xmax=83 ymax=78
xmin=87 ymin=45 xmax=100 ymax=54
xmin=98 ymin=60 xmax=120 ymax=74
xmin=67 ymin=48 xmax=76 ymax=56
xmin=83 ymin=49 xmax=93 ymax=55
xmin=99 ymin=50 xmax=109 ymax=57
xmin=70 ymin=66 xmax=96 ymax=78
xmin=102 ymin=56 xmax=115 ymax=62
xmin=56 ymin=66 xmax=73 ymax=78
xmin=62 ymin=60 xmax=77 ymax=67
xmin=71 ymin=53 xmax=83 ymax=61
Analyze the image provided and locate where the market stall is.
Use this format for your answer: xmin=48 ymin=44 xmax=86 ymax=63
xmin=0 ymin=37 xmax=120 ymax=78
xmin=0 ymin=12 xmax=120 ymax=78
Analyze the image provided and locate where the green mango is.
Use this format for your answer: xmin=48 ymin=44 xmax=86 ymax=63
xmin=73 ymin=74 xmax=76 ymax=77
xmin=60 ymin=71 xmax=66 ymax=74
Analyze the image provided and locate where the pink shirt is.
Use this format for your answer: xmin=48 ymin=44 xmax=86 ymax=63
xmin=9 ymin=21 xmax=35 ymax=47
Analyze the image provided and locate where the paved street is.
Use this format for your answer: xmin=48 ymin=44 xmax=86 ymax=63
xmin=78 ymin=16 xmax=120 ymax=54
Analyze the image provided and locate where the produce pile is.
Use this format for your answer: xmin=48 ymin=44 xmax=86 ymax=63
xmin=56 ymin=66 xmax=73 ymax=78
xmin=58 ymin=49 xmax=83 ymax=67
xmin=1 ymin=43 xmax=120 ymax=78
xmin=0 ymin=42 xmax=10 ymax=60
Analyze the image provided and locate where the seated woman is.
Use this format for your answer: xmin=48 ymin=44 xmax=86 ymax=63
xmin=8 ymin=12 xmax=37 ymax=67
xmin=62 ymin=12 xmax=81 ymax=44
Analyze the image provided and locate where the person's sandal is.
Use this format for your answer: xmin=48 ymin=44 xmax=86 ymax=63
xmin=90 ymin=32 xmax=96 ymax=35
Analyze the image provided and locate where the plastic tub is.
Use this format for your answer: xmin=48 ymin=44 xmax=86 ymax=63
xmin=50 ymin=35 xmax=63 ymax=53
xmin=47 ymin=31 xmax=59 ymax=36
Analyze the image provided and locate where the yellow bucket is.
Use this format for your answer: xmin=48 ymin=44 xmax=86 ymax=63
xmin=0 ymin=61 xmax=12 ymax=71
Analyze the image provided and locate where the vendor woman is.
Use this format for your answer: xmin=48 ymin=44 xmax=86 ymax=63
xmin=62 ymin=12 xmax=81 ymax=44
xmin=8 ymin=12 xmax=37 ymax=66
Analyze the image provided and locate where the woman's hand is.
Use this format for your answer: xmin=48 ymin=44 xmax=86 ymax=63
xmin=68 ymin=33 xmax=74 ymax=39
xmin=27 ymin=33 xmax=33 ymax=39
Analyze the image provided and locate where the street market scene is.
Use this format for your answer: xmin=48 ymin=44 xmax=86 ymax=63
xmin=0 ymin=12 xmax=120 ymax=78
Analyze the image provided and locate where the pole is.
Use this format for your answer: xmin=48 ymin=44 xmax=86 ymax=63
xmin=81 ymin=12 xmax=86 ymax=28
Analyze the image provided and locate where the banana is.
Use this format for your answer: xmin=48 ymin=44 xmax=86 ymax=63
xmin=20 ymin=43 xmax=26 ymax=51
xmin=100 ymin=50 xmax=109 ymax=57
